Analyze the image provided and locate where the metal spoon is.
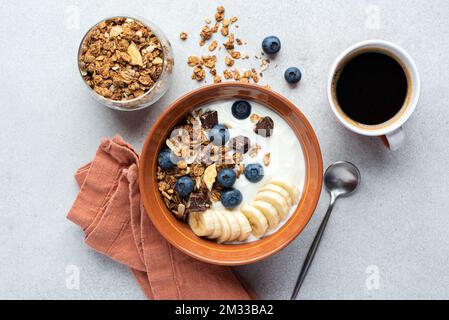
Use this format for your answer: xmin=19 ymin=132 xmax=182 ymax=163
xmin=290 ymin=161 xmax=361 ymax=300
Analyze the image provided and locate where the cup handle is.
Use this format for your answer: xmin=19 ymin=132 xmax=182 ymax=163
xmin=381 ymin=127 xmax=405 ymax=151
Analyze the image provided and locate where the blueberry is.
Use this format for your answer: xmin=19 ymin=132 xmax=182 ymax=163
xmin=221 ymin=188 xmax=243 ymax=209
xmin=217 ymin=168 xmax=237 ymax=188
xmin=175 ymin=176 xmax=195 ymax=198
xmin=231 ymin=100 xmax=252 ymax=120
xmin=158 ymin=149 xmax=176 ymax=170
xmin=262 ymin=36 xmax=281 ymax=54
xmin=244 ymin=163 xmax=264 ymax=183
xmin=284 ymin=67 xmax=302 ymax=84
xmin=208 ymin=124 xmax=230 ymax=146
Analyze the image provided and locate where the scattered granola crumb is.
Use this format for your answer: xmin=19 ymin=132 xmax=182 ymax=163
xmin=202 ymin=55 xmax=217 ymax=69
xmin=249 ymin=144 xmax=262 ymax=158
xmin=263 ymin=153 xmax=271 ymax=167
xmin=232 ymin=68 xmax=241 ymax=80
xmin=225 ymin=56 xmax=234 ymax=67
xmin=231 ymin=51 xmax=241 ymax=59
xmin=220 ymin=26 xmax=229 ymax=36
xmin=215 ymin=6 xmax=225 ymax=21
xmin=223 ymin=69 xmax=233 ymax=80
xmin=242 ymin=70 xmax=251 ymax=79
xmin=192 ymin=66 xmax=206 ymax=81
xmin=251 ymin=68 xmax=260 ymax=83
xmin=200 ymin=25 xmax=213 ymax=42
xmin=184 ymin=6 xmax=265 ymax=85
xmin=208 ymin=40 xmax=218 ymax=51
xmin=188 ymin=56 xmax=201 ymax=66
xmin=179 ymin=32 xmax=188 ymax=40
xmin=212 ymin=22 xmax=219 ymax=33
xmin=250 ymin=114 xmax=261 ymax=123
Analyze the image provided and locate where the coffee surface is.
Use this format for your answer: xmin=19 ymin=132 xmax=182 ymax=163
xmin=336 ymin=52 xmax=408 ymax=125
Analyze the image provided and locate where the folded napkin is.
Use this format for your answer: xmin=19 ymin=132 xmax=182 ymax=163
xmin=67 ymin=135 xmax=254 ymax=300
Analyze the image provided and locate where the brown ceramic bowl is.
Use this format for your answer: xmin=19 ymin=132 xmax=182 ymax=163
xmin=139 ymin=83 xmax=323 ymax=266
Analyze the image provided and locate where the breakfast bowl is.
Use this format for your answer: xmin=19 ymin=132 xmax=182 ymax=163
xmin=139 ymin=83 xmax=323 ymax=266
xmin=78 ymin=16 xmax=174 ymax=111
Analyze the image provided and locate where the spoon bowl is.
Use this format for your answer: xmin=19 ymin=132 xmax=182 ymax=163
xmin=324 ymin=161 xmax=361 ymax=198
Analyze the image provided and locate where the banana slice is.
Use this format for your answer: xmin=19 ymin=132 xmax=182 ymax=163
xmin=260 ymin=183 xmax=293 ymax=206
xmin=269 ymin=179 xmax=300 ymax=202
xmin=215 ymin=210 xmax=231 ymax=243
xmin=233 ymin=211 xmax=252 ymax=241
xmin=241 ymin=204 xmax=268 ymax=238
xmin=207 ymin=210 xmax=222 ymax=240
xmin=251 ymin=200 xmax=280 ymax=230
xmin=223 ymin=212 xmax=241 ymax=242
xmin=254 ymin=191 xmax=289 ymax=220
xmin=188 ymin=211 xmax=215 ymax=237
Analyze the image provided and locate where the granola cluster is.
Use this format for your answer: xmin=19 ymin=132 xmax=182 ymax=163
xmin=157 ymin=109 xmax=245 ymax=220
xmin=79 ymin=17 xmax=164 ymax=101
xmin=182 ymin=6 xmax=271 ymax=85
xmin=157 ymin=107 xmax=274 ymax=220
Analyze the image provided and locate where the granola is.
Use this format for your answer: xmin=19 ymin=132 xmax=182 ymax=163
xmin=208 ymin=40 xmax=218 ymax=51
xmin=179 ymin=32 xmax=188 ymax=40
xmin=225 ymin=56 xmax=234 ymax=67
xmin=156 ymin=103 xmax=275 ymax=219
xmin=79 ymin=17 xmax=164 ymax=101
xmin=183 ymin=6 xmax=270 ymax=86
xmin=263 ymin=153 xmax=271 ymax=166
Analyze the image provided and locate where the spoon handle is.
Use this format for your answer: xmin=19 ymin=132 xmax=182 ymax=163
xmin=290 ymin=194 xmax=336 ymax=300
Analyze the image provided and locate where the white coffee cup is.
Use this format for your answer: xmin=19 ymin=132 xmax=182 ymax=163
xmin=327 ymin=40 xmax=420 ymax=150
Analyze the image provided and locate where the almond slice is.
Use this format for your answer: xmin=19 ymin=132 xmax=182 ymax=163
xmin=127 ymin=42 xmax=143 ymax=66
xmin=203 ymin=163 xmax=217 ymax=191
xmin=109 ymin=26 xmax=123 ymax=38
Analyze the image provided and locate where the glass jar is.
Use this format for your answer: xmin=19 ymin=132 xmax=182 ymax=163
xmin=78 ymin=16 xmax=174 ymax=111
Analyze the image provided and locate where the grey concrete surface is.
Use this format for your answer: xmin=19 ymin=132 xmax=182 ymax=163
xmin=1 ymin=0 xmax=448 ymax=300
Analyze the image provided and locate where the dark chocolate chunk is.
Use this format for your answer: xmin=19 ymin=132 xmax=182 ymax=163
xmin=187 ymin=193 xmax=211 ymax=212
xmin=254 ymin=116 xmax=274 ymax=137
xmin=200 ymin=111 xmax=218 ymax=129
xmin=228 ymin=135 xmax=251 ymax=154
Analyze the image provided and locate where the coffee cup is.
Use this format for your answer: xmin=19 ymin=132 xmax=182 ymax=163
xmin=327 ymin=40 xmax=420 ymax=150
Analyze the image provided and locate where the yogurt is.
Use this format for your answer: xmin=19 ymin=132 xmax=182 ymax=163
xmin=199 ymin=100 xmax=305 ymax=242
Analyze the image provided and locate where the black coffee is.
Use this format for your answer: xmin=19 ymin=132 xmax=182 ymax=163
xmin=336 ymin=52 xmax=408 ymax=125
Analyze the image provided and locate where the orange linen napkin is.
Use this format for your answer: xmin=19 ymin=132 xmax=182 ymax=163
xmin=67 ymin=135 xmax=254 ymax=300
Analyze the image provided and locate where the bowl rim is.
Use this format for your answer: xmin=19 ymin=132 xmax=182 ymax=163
xmin=139 ymin=83 xmax=323 ymax=266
